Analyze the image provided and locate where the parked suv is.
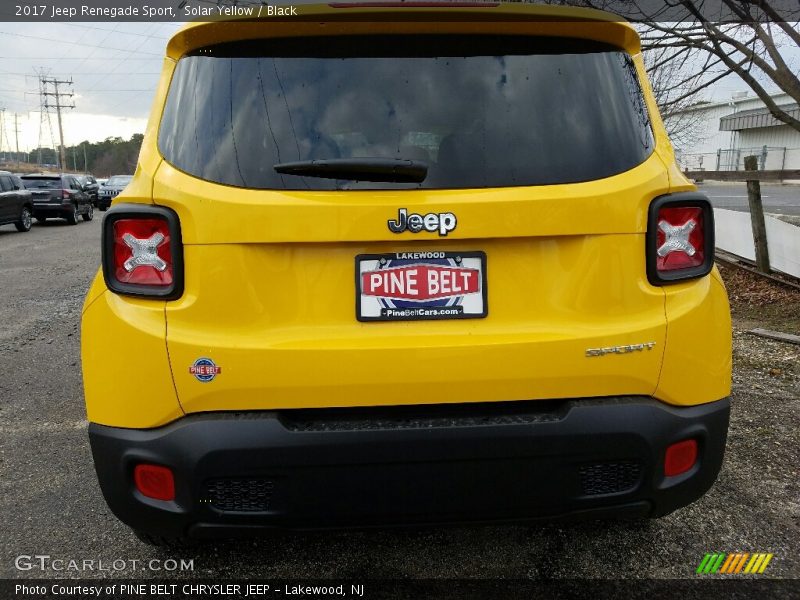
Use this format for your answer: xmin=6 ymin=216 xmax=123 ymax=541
xmin=97 ymin=175 xmax=132 ymax=211
xmin=78 ymin=175 xmax=100 ymax=206
xmin=82 ymin=4 xmax=732 ymax=546
xmin=21 ymin=174 xmax=94 ymax=225
xmin=0 ymin=171 xmax=33 ymax=233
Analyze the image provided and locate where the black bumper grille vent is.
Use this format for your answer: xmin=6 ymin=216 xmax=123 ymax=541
xmin=280 ymin=400 xmax=567 ymax=432
xmin=205 ymin=478 xmax=274 ymax=512
xmin=579 ymin=462 xmax=641 ymax=496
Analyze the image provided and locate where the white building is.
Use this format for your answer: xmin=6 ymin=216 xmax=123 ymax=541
xmin=671 ymin=91 xmax=800 ymax=173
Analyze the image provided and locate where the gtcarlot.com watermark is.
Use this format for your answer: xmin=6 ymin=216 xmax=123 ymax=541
xmin=15 ymin=554 xmax=194 ymax=573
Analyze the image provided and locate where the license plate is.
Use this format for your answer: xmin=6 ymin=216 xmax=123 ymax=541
xmin=356 ymin=251 xmax=487 ymax=322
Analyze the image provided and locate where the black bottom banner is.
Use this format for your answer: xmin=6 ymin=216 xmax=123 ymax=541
xmin=3 ymin=579 xmax=798 ymax=600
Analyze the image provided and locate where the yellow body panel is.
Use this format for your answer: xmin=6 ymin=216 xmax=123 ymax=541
xmin=164 ymin=237 xmax=667 ymax=414
xmin=656 ymin=271 xmax=733 ymax=404
xmin=81 ymin=3 xmax=732 ymax=429
xmin=81 ymin=283 xmax=183 ymax=427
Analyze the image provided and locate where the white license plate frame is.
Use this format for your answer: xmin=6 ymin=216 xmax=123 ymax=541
xmin=356 ymin=251 xmax=488 ymax=322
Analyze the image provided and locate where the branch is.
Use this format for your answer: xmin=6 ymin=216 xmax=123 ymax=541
xmin=706 ymin=33 xmax=800 ymax=130
xmin=748 ymin=21 xmax=800 ymax=99
xmin=645 ymin=46 xmax=692 ymax=72
xmin=748 ymin=0 xmax=800 ymax=46
xmin=659 ymin=58 xmax=749 ymax=113
xmin=695 ymin=23 xmax=779 ymax=82
xmin=757 ymin=2 xmax=800 ymax=47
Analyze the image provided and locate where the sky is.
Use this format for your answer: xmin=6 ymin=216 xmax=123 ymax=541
xmin=0 ymin=22 xmax=182 ymax=153
xmin=0 ymin=21 xmax=792 ymax=154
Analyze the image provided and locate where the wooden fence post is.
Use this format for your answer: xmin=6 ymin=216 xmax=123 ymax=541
xmin=744 ymin=155 xmax=771 ymax=274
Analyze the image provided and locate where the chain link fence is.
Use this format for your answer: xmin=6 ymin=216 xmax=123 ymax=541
xmin=677 ymin=146 xmax=789 ymax=172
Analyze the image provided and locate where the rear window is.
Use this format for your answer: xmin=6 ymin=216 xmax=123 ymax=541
xmin=159 ymin=35 xmax=654 ymax=190
xmin=21 ymin=177 xmax=61 ymax=189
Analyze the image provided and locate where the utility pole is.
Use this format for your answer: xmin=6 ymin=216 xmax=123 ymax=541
xmin=40 ymin=76 xmax=74 ymax=171
xmin=83 ymin=142 xmax=88 ymax=173
xmin=14 ymin=113 xmax=21 ymax=169
xmin=0 ymin=108 xmax=14 ymax=165
xmin=0 ymin=108 xmax=6 ymax=163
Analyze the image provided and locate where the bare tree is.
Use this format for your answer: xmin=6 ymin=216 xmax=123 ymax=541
xmin=562 ymin=1 xmax=800 ymax=133
xmin=642 ymin=42 xmax=714 ymax=147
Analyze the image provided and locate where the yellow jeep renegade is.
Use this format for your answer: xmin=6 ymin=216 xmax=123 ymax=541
xmin=81 ymin=3 xmax=732 ymax=544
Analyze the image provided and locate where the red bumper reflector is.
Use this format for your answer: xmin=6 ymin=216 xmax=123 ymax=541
xmin=664 ymin=439 xmax=698 ymax=477
xmin=134 ymin=464 xmax=175 ymax=501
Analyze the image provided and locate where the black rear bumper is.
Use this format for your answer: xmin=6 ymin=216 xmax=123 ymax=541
xmin=32 ymin=202 xmax=71 ymax=216
xmin=88 ymin=396 xmax=729 ymax=538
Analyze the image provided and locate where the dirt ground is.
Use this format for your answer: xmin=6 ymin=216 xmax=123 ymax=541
xmin=719 ymin=262 xmax=800 ymax=336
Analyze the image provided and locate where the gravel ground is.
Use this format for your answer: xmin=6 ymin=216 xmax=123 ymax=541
xmin=0 ymin=219 xmax=798 ymax=581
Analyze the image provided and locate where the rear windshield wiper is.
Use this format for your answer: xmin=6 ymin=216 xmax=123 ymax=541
xmin=274 ymin=158 xmax=428 ymax=183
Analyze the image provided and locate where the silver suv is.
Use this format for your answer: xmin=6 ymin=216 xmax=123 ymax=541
xmin=97 ymin=175 xmax=133 ymax=211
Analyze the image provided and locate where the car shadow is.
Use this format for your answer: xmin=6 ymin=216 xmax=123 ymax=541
xmin=35 ymin=219 xmax=71 ymax=226
xmin=137 ymin=519 xmax=659 ymax=578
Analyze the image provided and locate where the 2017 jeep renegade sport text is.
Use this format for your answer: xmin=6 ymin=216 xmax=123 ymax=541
xmin=81 ymin=4 xmax=732 ymax=544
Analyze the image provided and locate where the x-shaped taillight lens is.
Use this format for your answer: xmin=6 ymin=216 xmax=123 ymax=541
xmin=656 ymin=206 xmax=705 ymax=272
xmin=657 ymin=219 xmax=696 ymax=258
xmin=122 ymin=232 xmax=168 ymax=272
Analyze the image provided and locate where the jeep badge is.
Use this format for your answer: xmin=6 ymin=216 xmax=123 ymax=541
xmin=388 ymin=208 xmax=457 ymax=237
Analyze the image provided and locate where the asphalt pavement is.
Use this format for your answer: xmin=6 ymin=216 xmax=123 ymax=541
xmin=0 ymin=216 xmax=797 ymax=582
xmin=701 ymin=183 xmax=800 ymax=217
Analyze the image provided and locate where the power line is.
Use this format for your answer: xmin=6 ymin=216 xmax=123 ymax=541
xmin=67 ymin=23 xmax=124 ymax=81
xmin=0 ymin=30 xmax=163 ymax=56
xmin=1 ymin=72 xmax=160 ymax=76
xmin=0 ymin=87 xmax=152 ymax=93
xmin=78 ymin=24 xmax=175 ymax=111
xmin=78 ymin=89 xmax=154 ymax=92
xmin=4 ymin=57 xmax=158 ymax=60
xmin=82 ymin=22 xmax=167 ymax=93
xmin=57 ymin=22 xmax=171 ymax=40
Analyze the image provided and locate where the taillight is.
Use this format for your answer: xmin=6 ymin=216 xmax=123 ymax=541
xmin=102 ymin=204 xmax=183 ymax=299
xmin=647 ymin=194 xmax=714 ymax=285
xmin=62 ymin=189 xmax=70 ymax=199
xmin=113 ymin=219 xmax=173 ymax=286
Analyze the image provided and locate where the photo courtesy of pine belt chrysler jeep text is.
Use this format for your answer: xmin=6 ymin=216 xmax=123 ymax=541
xmin=81 ymin=2 xmax=732 ymax=546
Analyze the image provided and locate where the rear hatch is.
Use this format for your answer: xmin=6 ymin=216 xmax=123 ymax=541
xmin=22 ymin=176 xmax=62 ymax=203
xmin=154 ymin=21 xmax=671 ymax=414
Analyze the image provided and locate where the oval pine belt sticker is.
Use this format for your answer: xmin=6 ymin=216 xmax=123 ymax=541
xmin=190 ymin=358 xmax=222 ymax=382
